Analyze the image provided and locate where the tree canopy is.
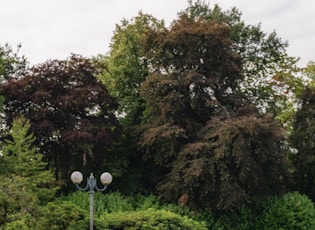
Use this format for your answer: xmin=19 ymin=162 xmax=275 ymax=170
xmin=98 ymin=12 xmax=164 ymax=125
xmin=181 ymin=1 xmax=303 ymax=119
xmin=0 ymin=55 xmax=122 ymax=180
xmin=0 ymin=0 xmax=311 ymax=217
xmin=138 ymin=12 xmax=290 ymax=211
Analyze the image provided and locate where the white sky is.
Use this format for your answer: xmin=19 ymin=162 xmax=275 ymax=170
xmin=1 ymin=0 xmax=314 ymax=67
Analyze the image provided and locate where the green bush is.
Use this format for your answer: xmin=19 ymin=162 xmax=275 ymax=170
xmin=0 ymin=213 xmax=43 ymax=230
xmin=34 ymin=191 xmax=314 ymax=229
xmin=57 ymin=192 xmax=214 ymax=228
xmin=213 ymin=192 xmax=315 ymax=230
xmin=263 ymin=192 xmax=315 ymax=230
xmin=131 ymin=193 xmax=162 ymax=211
xmin=56 ymin=191 xmax=134 ymax=217
xmin=101 ymin=208 xmax=208 ymax=230
xmin=213 ymin=204 xmax=262 ymax=230
xmin=40 ymin=202 xmax=89 ymax=230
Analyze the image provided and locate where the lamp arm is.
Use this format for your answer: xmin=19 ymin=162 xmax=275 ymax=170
xmin=95 ymin=183 xmax=109 ymax=192
xmin=75 ymin=183 xmax=89 ymax=191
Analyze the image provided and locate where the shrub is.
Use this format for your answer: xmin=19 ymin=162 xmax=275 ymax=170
xmin=101 ymin=208 xmax=208 ymax=229
xmin=56 ymin=191 xmax=133 ymax=217
xmin=263 ymin=192 xmax=315 ymax=229
xmin=40 ymin=202 xmax=89 ymax=230
xmin=213 ymin=192 xmax=315 ymax=230
xmin=213 ymin=204 xmax=263 ymax=230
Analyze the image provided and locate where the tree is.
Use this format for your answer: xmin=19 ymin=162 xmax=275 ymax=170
xmin=100 ymin=1 xmax=303 ymax=131
xmin=0 ymin=116 xmax=57 ymax=226
xmin=1 ymin=116 xmax=58 ymax=201
xmin=138 ymin=13 xmax=290 ymax=211
xmin=289 ymin=72 xmax=315 ymax=201
xmin=182 ymin=1 xmax=303 ymax=123
xmin=98 ymin=12 xmax=164 ymax=126
xmin=0 ymin=43 xmax=28 ymax=82
xmin=0 ymin=55 xmax=122 ymax=180
xmin=96 ymin=13 xmax=166 ymax=194
xmin=0 ymin=43 xmax=28 ymax=123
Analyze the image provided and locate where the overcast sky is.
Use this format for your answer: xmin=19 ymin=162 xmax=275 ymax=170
xmin=1 ymin=0 xmax=314 ymax=67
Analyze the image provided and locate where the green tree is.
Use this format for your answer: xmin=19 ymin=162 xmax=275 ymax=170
xmin=1 ymin=116 xmax=58 ymax=202
xmin=289 ymin=85 xmax=315 ymax=201
xmin=0 ymin=43 xmax=28 ymax=82
xmin=138 ymin=13 xmax=290 ymax=211
xmin=98 ymin=12 xmax=164 ymax=126
xmin=97 ymin=13 xmax=165 ymax=194
xmin=0 ymin=55 xmax=122 ymax=180
xmin=0 ymin=116 xmax=57 ymax=226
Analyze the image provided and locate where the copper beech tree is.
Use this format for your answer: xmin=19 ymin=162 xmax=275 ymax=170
xmin=138 ymin=14 xmax=290 ymax=211
xmin=0 ymin=55 xmax=122 ymax=180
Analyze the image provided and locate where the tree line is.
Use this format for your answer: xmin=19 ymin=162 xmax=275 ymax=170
xmin=0 ymin=1 xmax=314 ymax=226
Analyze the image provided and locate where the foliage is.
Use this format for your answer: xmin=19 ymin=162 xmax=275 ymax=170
xmin=182 ymin=1 xmax=303 ymax=119
xmin=1 ymin=116 xmax=58 ymax=203
xmin=101 ymin=208 xmax=208 ymax=230
xmin=56 ymin=191 xmax=213 ymax=225
xmin=0 ymin=55 xmax=122 ymax=180
xmin=56 ymin=191 xmax=134 ymax=217
xmin=0 ymin=116 xmax=58 ymax=226
xmin=139 ymin=11 xmax=290 ymax=211
xmin=213 ymin=192 xmax=315 ymax=230
xmin=98 ymin=12 xmax=164 ymax=126
xmin=95 ymin=2 xmax=301 ymax=204
xmin=289 ymin=85 xmax=315 ymax=201
xmin=0 ymin=175 xmax=40 ymax=227
xmin=96 ymin=13 xmax=166 ymax=193
xmin=155 ymin=115 xmax=290 ymax=211
xmin=0 ymin=43 xmax=28 ymax=82
xmin=39 ymin=202 xmax=94 ymax=230
xmin=263 ymin=192 xmax=315 ymax=230
xmin=0 ymin=43 xmax=28 ymax=124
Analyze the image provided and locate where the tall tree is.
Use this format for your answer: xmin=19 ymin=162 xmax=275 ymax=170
xmin=289 ymin=62 xmax=315 ymax=201
xmin=181 ymin=1 xmax=303 ymax=122
xmin=96 ymin=13 xmax=165 ymax=194
xmin=139 ymin=13 xmax=290 ymax=211
xmin=98 ymin=12 xmax=164 ymax=126
xmin=0 ymin=55 xmax=122 ymax=180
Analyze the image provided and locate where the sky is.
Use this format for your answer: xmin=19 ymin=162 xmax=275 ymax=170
xmin=1 ymin=0 xmax=314 ymax=67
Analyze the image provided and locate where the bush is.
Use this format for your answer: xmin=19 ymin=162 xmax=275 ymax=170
xmin=56 ymin=191 xmax=134 ymax=217
xmin=40 ymin=202 xmax=89 ymax=230
xmin=263 ymin=192 xmax=315 ymax=229
xmin=101 ymin=208 xmax=208 ymax=229
xmin=213 ymin=204 xmax=263 ymax=230
xmin=213 ymin=192 xmax=315 ymax=230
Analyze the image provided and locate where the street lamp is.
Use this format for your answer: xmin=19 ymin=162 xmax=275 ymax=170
xmin=70 ymin=171 xmax=113 ymax=230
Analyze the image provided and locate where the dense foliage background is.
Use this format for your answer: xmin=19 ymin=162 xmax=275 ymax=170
xmin=0 ymin=1 xmax=314 ymax=229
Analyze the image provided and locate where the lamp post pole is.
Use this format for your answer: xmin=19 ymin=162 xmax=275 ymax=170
xmin=71 ymin=171 xmax=113 ymax=230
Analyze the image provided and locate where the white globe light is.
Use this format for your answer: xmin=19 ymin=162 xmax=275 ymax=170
xmin=100 ymin=172 xmax=113 ymax=185
xmin=71 ymin=171 xmax=83 ymax=184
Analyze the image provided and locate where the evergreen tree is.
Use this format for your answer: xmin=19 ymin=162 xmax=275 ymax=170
xmin=1 ymin=116 xmax=58 ymax=203
xmin=0 ymin=116 xmax=58 ymax=226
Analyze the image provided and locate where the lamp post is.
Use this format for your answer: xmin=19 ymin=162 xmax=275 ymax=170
xmin=70 ymin=171 xmax=112 ymax=230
